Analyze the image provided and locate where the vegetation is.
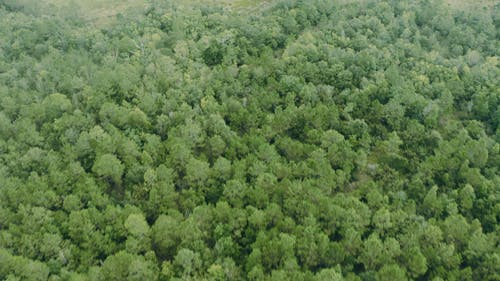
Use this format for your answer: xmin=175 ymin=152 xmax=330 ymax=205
xmin=0 ymin=0 xmax=499 ymax=280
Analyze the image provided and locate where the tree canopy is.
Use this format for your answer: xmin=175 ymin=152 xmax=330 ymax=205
xmin=0 ymin=0 xmax=499 ymax=280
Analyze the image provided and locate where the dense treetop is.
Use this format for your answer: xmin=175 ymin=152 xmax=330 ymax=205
xmin=0 ymin=0 xmax=499 ymax=280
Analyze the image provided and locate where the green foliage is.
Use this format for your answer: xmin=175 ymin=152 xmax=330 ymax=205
xmin=92 ymin=153 xmax=124 ymax=185
xmin=0 ymin=0 xmax=498 ymax=280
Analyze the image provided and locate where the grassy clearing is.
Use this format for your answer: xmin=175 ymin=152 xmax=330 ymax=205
xmin=39 ymin=0 xmax=147 ymax=25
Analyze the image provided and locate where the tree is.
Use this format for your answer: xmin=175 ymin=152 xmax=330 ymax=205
xmin=403 ymin=247 xmax=428 ymax=278
xmin=296 ymin=217 xmax=329 ymax=269
xmin=314 ymin=267 xmax=343 ymax=281
xmin=125 ymin=213 xmax=151 ymax=254
xmin=100 ymin=251 xmax=158 ymax=281
xmin=152 ymin=214 xmax=182 ymax=260
xmin=358 ymin=234 xmax=384 ymax=270
xmin=0 ymin=248 xmax=50 ymax=281
xmin=174 ymin=248 xmax=202 ymax=278
xmin=377 ymin=264 xmax=407 ymax=281
xmin=203 ymin=40 xmax=224 ymax=66
xmin=92 ymin=154 xmax=124 ymax=185
xmin=41 ymin=92 xmax=72 ymax=121
xmin=185 ymin=157 xmax=210 ymax=188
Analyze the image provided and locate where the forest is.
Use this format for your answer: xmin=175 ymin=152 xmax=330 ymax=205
xmin=0 ymin=0 xmax=499 ymax=280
